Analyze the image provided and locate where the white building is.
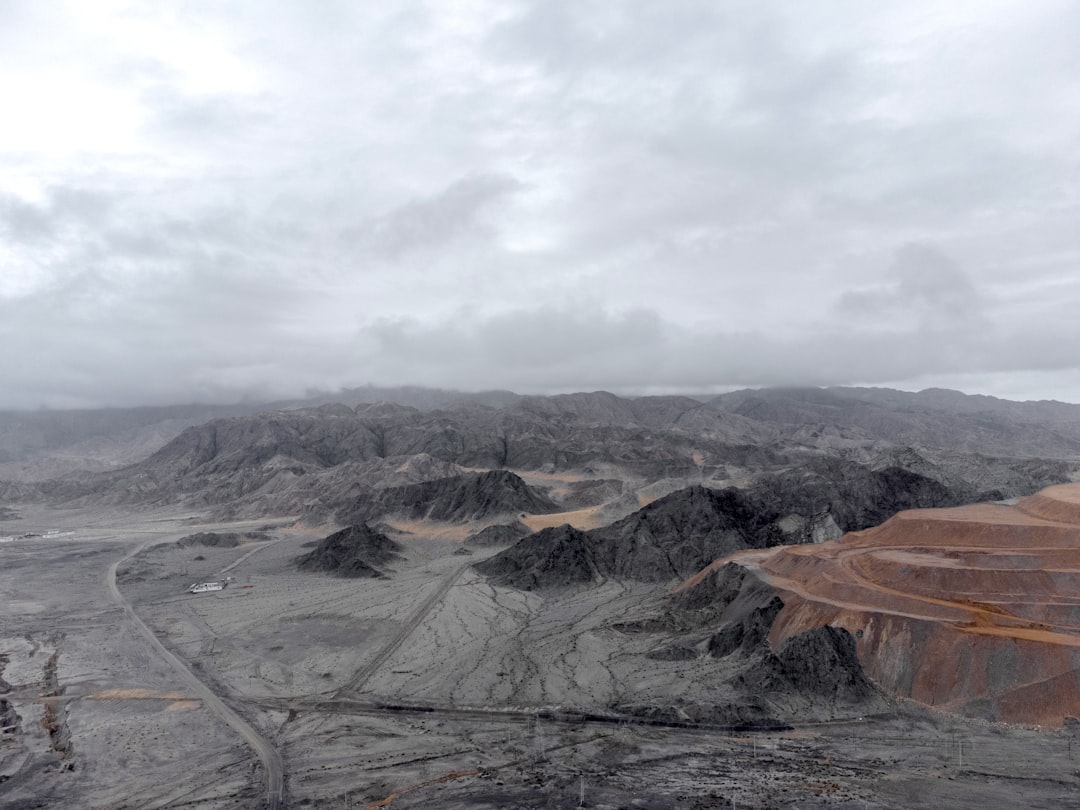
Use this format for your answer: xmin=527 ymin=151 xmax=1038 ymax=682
xmin=188 ymin=581 xmax=227 ymax=594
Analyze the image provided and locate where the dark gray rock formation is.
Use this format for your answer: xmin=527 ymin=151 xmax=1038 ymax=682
xmin=669 ymin=562 xmax=750 ymax=614
xmin=176 ymin=531 xmax=268 ymax=549
xmin=473 ymin=525 xmax=597 ymax=589
xmin=295 ymin=525 xmax=403 ymax=578
xmin=706 ymin=597 xmax=783 ymax=657
xmin=6 ymin=386 xmax=1076 ymax=522
xmin=588 ymin=485 xmax=782 ymax=579
xmin=1 ymin=697 xmax=20 ymax=732
xmin=475 ymin=487 xmax=783 ymax=589
xmin=340 ymin=470 xmax=559 ymax=525
xmin=739 ymin=625 xmax=878 ymax=702
xmin=746 ymin=459 xmax=965 ymax=534
xmin=619 ymin=560 xmax=885 ymax=724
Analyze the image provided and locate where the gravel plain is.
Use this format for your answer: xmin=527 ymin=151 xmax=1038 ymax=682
xmin=4 ymin=504 xmax=1080 ymax=808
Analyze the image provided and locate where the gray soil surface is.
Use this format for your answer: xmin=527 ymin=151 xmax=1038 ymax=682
xmin=5 ymin=504 xmax=1080 ymax=808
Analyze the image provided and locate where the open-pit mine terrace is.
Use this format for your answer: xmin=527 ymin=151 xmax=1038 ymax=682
xmin=715 ymin=483 xmax=1080 ymax=725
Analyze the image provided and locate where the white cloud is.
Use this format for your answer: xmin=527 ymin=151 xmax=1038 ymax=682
xmin=1 ymin=1 xmax=1079 ymax=407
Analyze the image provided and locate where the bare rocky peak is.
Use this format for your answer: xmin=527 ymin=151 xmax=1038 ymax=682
xmin=340 ymin=470 xmax=560 ymax=525
xmin=3 ymin=385 xmax=1079 ymax=520
xmin=473 ymin=524 xmax=597 ymax=589
xmin=475 ymin=486 xmax=778 ymax=589
xmin=711 ymin=386 xmax=1080 ymax=458
xmin=294 ymin=524 xmax=403 ymax=578
xmin=739 ymin=625 xmax=878 ymax=702
xmin=474 ymin=459 xmax=1004 ymax=591
xmin=175 ymin=531 xmax=268 ymax=549
xmin=614 ymin=560 xmax=887 ymax=727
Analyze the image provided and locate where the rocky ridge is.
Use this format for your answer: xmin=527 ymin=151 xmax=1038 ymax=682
xmin=295 ymin=525 xmax=403 ymax=578
xmin=681 ymin=482 xmax=1080 ymax=725
xmin=2 ymin=388 xmax=1075 ymax=521
xmin=474 ymin=460 xmax=992 ymax=590
xmin=338 ymin=470 xmax=560 ymax=526
xmin=611 ymin=561 xmax=888 ymax=727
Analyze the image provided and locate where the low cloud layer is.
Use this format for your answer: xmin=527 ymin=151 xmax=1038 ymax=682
xmin=2 ymin=2 xmax=1079 ymax=408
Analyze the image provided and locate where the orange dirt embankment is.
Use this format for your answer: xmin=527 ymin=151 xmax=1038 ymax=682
xmin=689 ymin=485 xmax=1080 ymax=726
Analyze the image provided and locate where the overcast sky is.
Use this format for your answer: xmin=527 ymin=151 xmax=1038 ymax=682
xmin=2 ymin=1 xmax=1079 ymax=409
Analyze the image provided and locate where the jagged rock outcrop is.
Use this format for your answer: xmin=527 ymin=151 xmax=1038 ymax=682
xmin=475 ymin=467 xmax=989 ymax=590
xmin=712 ymin=386 xmax=1080 ymax=459
xmin=588 ymin=486 xmax=782 ymax=578
xmin=5 ymin=386 xmax=1076 ymax=521
xmin=473 ymin=525 xmax=596 ymax=589
xmin=625 ymin=563 xmax=884 ymax=723
xmin=1 ymin=697 xmax=21 ymax=734
xmin=476 ymin=487 xmax=781 ymax=589
xmin=339 ymin=470 xmax=560 ymax=525
xmin=668 ymin=561 xmax=754 ymax=614
xmin=738 ymin=626 xmax=878 ymax=702
xmin=703 ymin=482 xmax=1080 ymax=725
xmin=176 ymin=531 xmax=268 ymax=549
xmin=295 ymin=525 xmax=403 ymax=578
xmin=746 ymin=458 xmax=965 ymax=535
xmin=707 ymin=597 xmax=783 ymax=657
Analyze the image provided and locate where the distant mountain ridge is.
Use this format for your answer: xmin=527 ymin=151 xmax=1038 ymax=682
xmin=1 ymin=385 xmax=1078 ymax=521
xmin=5 ymin=385 xmax=1080 ymax=481
xmin=710 ymin=386 xmax=1080 ymax=458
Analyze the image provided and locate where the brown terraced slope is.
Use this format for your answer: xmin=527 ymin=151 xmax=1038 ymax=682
xmin=702 ymin=483 xmax=1080 ymax=725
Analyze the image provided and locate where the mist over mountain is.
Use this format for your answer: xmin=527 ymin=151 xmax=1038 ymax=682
xmin=2 ymin=386 xmax=1075 ymax=523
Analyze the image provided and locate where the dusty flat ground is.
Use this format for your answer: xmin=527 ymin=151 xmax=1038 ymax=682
xmin=5 ymin=505 xmax=1080 ymax=808
xmin=0 ymin=505 xmax=264 ymax=808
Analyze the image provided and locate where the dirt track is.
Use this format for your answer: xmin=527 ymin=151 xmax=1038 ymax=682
xmin=9 ymin=501 xmax=1080 ymax=807
xmin=107 ymin=538 xmax=285 ymax=808
xmin=335 ymin=559 xmax=474 ymax=697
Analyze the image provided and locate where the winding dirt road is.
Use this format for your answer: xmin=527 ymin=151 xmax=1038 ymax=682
xmin=336 ymin=560 xmax=473 ymax=697
xmin=107 ymin=540 xmax=285 ymax=809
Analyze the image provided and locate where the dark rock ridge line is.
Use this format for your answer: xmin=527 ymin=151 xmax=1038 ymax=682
xmin=176 ymin=531 xmax=269 ymax=549
xmin=338 ymin=470 xmax=560 ymax=526
xmin=295 ymin=525 xmax=403 ymax=578
xmin=615 ymin=563 xmax=886 ymax=726
xmin=711 ymin=385 xmax=1080 ymax=459
xmin=8 ymin=384 xmax=1080 ymax=475
xmin=4 ymin=386 xmax=1074 ymax=522
xmin=747 ymin=458 xmax=967 ymax=535
xmin=474 ymin=486 xmax=779 ymax=588
xmin=739 ymin=625 xmax=878 ymax=702
xmin=475 ymin=460 xmax=978 ymax=590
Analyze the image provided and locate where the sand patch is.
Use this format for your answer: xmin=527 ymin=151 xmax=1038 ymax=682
xmin=520 ymin=506 xmax=603 ymax=532
xmin=87 ymin=688 xmax=192 ymax=701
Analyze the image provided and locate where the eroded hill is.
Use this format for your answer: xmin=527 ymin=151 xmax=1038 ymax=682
xmin=690 ymin=483 xmax=1080 ymax=725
